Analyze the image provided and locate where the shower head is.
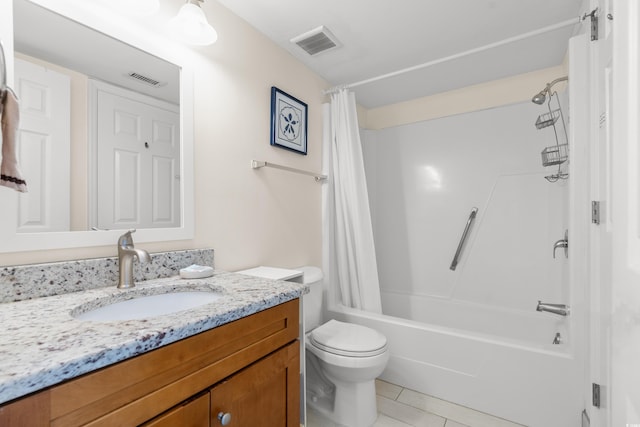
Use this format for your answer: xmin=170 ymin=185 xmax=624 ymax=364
xmin=532 ymin=91 xmax=547 ymax=105
xmin=531 ymin=76 xmax=569 ymax=105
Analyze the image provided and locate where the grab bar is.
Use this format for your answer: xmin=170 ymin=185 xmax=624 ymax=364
xmin=449 ymin=207 xmax=478 ymax=271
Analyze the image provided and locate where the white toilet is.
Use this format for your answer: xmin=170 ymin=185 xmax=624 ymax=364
xmin=299 ymin=266 xmax=389 ymax=427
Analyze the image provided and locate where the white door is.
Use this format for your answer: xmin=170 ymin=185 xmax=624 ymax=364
xmin=91 ymin=81 xmax=180 ymax=230
xmin=588 ymin=1 xmax=614 ymax=426
xmin=609 ymin=0 xmax=640 ymax=425
xmin=14 ymin=58 xmax=71 ymax=232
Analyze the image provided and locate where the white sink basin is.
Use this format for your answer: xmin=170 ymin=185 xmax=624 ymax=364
xmin=74 ymin=291 xmax=224 ymax=321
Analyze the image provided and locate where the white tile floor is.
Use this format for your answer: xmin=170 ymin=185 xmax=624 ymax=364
xmin=306 ymin=379 xmax=526 ymax=427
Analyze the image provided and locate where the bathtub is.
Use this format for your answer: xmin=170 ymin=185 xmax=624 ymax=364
xmin=327 ymin=291 xmax=583 ymax=427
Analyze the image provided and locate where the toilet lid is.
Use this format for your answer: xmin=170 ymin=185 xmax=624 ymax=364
xmin=309 ymin=319 xmax=387 ymax=357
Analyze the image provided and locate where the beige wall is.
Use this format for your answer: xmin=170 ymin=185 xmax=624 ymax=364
xmin=362 ymin=65 xmax=568 ymax=130
xmin=0 ymin=1 xmax=328 ymax=270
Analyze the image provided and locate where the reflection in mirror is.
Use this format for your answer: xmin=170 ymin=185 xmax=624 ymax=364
xmin=0 ymin=39 xmax=6 ymax=106
xmin=13 ymin=0 xmax=181 ymax=233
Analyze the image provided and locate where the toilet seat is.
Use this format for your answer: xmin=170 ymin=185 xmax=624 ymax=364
xmin=309 ymin=319 xmax=387 ymax=357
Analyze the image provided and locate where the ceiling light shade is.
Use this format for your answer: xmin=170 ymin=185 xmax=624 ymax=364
xmin=169 ymin=0 xmax=218 ymax=46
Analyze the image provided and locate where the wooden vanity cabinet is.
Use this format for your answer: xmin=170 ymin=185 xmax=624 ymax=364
xmin=0 ymin=299 xmax=300 ymax=427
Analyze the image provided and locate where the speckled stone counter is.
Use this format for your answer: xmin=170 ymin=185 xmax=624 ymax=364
xmin=0 ymin=249 xmax=214 ymax=303
xmin=0 ymin=271 xmax=307 ymax=405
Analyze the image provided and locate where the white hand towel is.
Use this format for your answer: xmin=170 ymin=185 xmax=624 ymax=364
xmin=0 ymin=87 xmax=27 ymax=193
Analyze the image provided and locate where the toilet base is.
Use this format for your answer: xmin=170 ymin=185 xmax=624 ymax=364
xmin=306 ymin=375 xmax=378 ymax=427
xmin=304 ymin=321 xmax=389 ymax=427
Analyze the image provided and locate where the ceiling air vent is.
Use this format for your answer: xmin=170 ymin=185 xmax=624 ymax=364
xmin=125 ymin=72 xmax=166 ymax=88
xmin=290 ymin=26 xmax=341 ymax=56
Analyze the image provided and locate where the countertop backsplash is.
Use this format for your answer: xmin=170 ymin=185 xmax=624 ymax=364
xmin=0 ymin=249 xmax=214 ymax=303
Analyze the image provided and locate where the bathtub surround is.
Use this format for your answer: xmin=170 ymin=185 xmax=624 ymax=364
xmin=363 ymin=101 xmax=567 ymax=314
xmin=324 ymin=89 xmax=382 ymax=313
xmin=340 ymin=97 xmax=579 ymax=426
xmin=0 ymin=248 xmax=213 ymax=303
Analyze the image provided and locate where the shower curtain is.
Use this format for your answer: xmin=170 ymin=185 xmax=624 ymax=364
xmin=322 ymin=89 xmax=382 ymax=313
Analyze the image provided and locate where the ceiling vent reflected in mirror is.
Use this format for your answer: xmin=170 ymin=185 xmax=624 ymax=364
xmin=291 ymin=26 xmax=341 ymax=56
xmin=125 ymin=71 xmax=167 ymax=88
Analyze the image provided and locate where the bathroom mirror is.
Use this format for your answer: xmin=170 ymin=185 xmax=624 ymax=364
xmin=0 ymin=0 xmax=194 ymax=252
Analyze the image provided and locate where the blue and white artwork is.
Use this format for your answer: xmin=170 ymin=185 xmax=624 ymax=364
xmin=270 ymin=87 xmax=308 ymax=154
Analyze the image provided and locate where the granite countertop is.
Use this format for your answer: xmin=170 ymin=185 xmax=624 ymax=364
xmin=0 ymin=271 xmax=307 ymax=405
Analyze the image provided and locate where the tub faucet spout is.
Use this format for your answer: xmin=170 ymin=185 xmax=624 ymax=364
xmin=536 ymin=301 xmax=570 ymax=316
xmin=117 ymin=230 xmax=151 ymax=289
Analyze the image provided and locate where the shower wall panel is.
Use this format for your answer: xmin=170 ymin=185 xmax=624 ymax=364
xmin=362 ymin=101 xmax=568 ymax=314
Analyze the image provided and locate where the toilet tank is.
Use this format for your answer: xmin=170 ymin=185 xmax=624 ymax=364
xmin=297 ymin=266 xmax=324 ymax=332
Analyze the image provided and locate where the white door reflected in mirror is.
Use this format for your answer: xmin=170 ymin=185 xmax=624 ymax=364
xmin=92 ymin=80 xmax=180 ymax=230
xmin=15 ymin=58 xmax=71 ymax=233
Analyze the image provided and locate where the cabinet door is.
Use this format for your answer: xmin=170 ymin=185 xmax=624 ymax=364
xmin=210 ymin=341 xmax=299 ymax=427
xmin=142 ymin=392 xmax=209 ymax=427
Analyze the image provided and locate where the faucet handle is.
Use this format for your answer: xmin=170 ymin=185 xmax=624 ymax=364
xmin=552 ymin=229 xmax=569 ymax=259
xmin=118 ymin=229 xmax=137 ymax=247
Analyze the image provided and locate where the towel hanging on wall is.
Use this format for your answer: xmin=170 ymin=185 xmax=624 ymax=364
xmin=0 ymin=87 xmax=27 ymax=193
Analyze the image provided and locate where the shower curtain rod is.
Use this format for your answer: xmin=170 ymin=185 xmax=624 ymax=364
xmin=323 ymin=16 xmax=582 ymax=95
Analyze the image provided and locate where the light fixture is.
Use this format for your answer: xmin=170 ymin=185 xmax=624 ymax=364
xmin=169 ymin=0 xmax=218 ymax=46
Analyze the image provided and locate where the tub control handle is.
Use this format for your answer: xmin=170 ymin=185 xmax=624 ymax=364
xmin=450 ymin=207 xmax=478 ymax=271
xmin=553 ymin=230 xmax=569 ymax=259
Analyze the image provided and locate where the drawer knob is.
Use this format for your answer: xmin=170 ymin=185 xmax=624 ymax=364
xmin=218 ymin=412 xmax=232 ymax=425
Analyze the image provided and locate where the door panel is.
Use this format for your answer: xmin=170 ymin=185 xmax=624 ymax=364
xmin=610 ymin=0 xmax=640 ymax=425
xmin=14 ymin=58 xmax=70 ymax=232
xmin=93 ymin=80 xmax=179 ymax=230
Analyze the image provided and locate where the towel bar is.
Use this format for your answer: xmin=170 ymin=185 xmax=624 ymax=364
xmin=251 ymin=160 xmax=327 ymax=182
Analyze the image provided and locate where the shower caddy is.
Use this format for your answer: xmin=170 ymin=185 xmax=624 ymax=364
xmin=534 ymin=82 xmax=569 ymax=182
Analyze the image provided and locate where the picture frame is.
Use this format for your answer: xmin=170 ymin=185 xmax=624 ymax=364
xmin=270 ymin=86 xmax=308 ymax=155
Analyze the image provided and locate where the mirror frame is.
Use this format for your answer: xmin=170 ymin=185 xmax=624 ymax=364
xmin=0 ymin=0 xmax=194 ymax=253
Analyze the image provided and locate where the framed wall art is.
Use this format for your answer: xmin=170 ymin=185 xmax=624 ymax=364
xmin=270 ymin=86 xmax=308 ymax=155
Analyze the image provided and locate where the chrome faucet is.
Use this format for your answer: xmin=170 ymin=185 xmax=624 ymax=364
xmin=117 ymin=230 xmax=151 ymax=289
xmin=536 ymin=300 xmax=570 ymax=316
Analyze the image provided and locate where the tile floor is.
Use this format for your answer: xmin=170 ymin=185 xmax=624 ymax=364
xmin=306 ymin=379 xmax=525 ymax=427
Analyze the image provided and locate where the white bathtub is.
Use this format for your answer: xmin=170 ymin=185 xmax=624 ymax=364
xmin=328 ymin=293 xmax=583 ymax=427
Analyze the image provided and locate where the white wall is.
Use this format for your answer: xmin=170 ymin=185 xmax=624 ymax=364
xmin=363 ymin=100 xmax=569 ymax=313
xmin=0 ymin=1 xmax=328 ymax=270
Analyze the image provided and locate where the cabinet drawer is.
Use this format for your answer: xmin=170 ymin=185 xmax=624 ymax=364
xmin=141 ymin=392 xmax=209 ymax=427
